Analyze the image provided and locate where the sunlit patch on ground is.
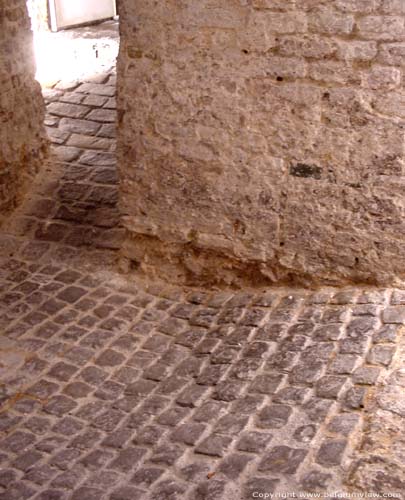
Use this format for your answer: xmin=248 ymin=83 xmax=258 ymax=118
xmin=32 ymin=20 xmax=119 ymax=87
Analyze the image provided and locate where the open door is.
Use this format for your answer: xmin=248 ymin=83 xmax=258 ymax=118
xmin=49 ymin=0 xmax=116 ymax=31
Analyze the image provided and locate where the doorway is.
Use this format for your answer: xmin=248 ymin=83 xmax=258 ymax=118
xmin=48 ymin=0 xmax=117 ymax=32
xmin=10 ymin=0 xmax=124 ymax=255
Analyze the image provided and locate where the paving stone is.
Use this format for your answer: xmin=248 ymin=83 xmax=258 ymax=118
xmin=176 ymin=384 xmax=208 ymax=407
xmin=1 ymin=431 xmax=36 ymax=453
xmin=330 ymin=354 xmax=361 ymax=374
xmin=316 ymin=375 xmax=349 ymax=399
xmin=109 ymin=447 xmax=146 ymax=472
xmin=24 ymin=416 xmax=51 ymax=435
xmin=266 ymin=350 xmax=299 ymax=371
xmin=131 ymin=467 xmax=165 ymax=488
xmin=257 ymin=404 xmax=292 ymax=429
xmin=351 ymin=304 xmax=379 ymax=316
xmin=367 ymin=345 xmax=396 ymax=366
xmin=344 ymin=386 xmax=368 ymax=409
xmin=229 ymin=358 xmax=263 ymax=381
xmin=373 ymin=324 xmax=400 ymax=343
xmin=48 ymin=102 xmax=89 ymax=119
xmin=134 ymin=425 xmax=165 ymax=446
xmin=382 ymin=306 xmax=405 ymax=324
xmin=192 ymin=401 xmax=227 ymax=423
xmin=157 ymin=406 xmax=190 ymax=426
xmin=150 ymin=479 xmax=187 ymax=500
xmin=95 ymin=349 xmax=125 ymax=367
xmin=301 ymin=470 xmax=333 ymax=491
xmin=316 ymin=439 xmax=348 ymax=466
xmin=92 ymin=409 xmax=124 ymax=432
xmin=231 ymin=394 xmax=264 ymax=415
xmin=80 ymin=151 xmax=116 ymax=167
xmin=195 ymin=434 xmax=233 ymax=457
xmin=25 ymin=465 xmax=59 ymax=485
xmin=293 ymin=424 xmax=318 ymax=443
xmin=327 ymin=413 xmax=361 ymax=436
xmin=44 ymin=395 xmax=78 ymax=416
xmin=0 ymin=481 xmax=37 ymax=500
xmin=36 ymin=435 xmax=67 ymax=453
xmin=0 ymin=413 xmax=22 ymax=432
xmin=98 ymin=123 xmax=116 ymax=138
xmin=71 ymin=487 xmax=104 ymax=500
xmin=87 ymin=108 xmax=116 ymax=123
xmin=57 ymin=286 xmax=87 ymax=303
xmin=258 ymin=446 xmax=308 ymax=474
xmin=237 ymin=431 xmax=272 ymax=453
xmin=170 ymin=422 xmax=206 ymax=445
xmin=157 ymin=375 xmax=189 ymax=395
xmin=81 ymin=448 xmax=114 ymax=469
xmin=50 ymin=449 xmax=81 ymax=470
xmin=303 ymin=398 xmax=335 ymax=423
xmin=82 ymin=94 xmax=108 ymax=107
xmin=244 ymin=478 xmax=279 ymax=498
xmin=110 ymin=486 xmax=144 ymax=500
xmin=212 ymin=380 xmax=245 ymax=402
xmin=51 ymin=416 xmax=83 ymax=435
xmin=12 ymin=449 xmax=43 ymax=471
xmin=353 ymin=366 xmax=381 ymax=385
xmin=196 ymin=364 xmax=228 ymax=385
xmin=273 ymin=385 xmax=310 ymax=404
xmin=149 ymin=443 xmax=184 ymax=466
xmin=250 ymin=373 xmax=284 ymax=394
xmin=66 ymin=133 xmax=112 ymax=151
xmin=339 ymin=337 xmax=371 ymax=355
xmin=242 ymin=341 xmax=269 ymax=358
xmin=193 ymin=479 xmax=226 ymax=500
xmin=48 ymin=362 xmax=79 ymax=381
xmin=83 ymin=470 xmax=119 ymax=490
xmin=289 ymin=361 xmax=325 ymax=384
xmin=77 ymin=83 xmax=116 ymax=97
xmin=225 ymin=326 xmax=253 ymax=345
xmin=214 ymin=413 xmax=249 ymax=435
xmin=218 ymin=453 xmax=252 ymax=479
xmin=175 ymin=356 xmax=204 ymax=377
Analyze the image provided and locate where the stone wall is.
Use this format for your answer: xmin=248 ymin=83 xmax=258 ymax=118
xmin=117 ymin=0 xmax=405 ymax=287
xmin=0 ymin=0 xmax=47 ymax=220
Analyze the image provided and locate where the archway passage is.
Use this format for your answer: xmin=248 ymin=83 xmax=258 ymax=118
xmin=2 ymin=16 xmax=123 ymax=256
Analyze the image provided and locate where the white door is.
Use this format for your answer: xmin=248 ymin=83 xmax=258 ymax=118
xmin=49 ymin=0 xmax=116 ymax=31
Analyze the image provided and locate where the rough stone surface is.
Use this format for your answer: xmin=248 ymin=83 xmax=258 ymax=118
xmin=0 ymin=0 xmax=47 ymax=219
xmin=117 ymin=0 xmax=405 ymax=287
xmin=0 ymin=214 xmax=403 ymax=498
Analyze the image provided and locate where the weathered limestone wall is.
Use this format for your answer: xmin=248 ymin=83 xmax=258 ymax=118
xmin=118 ymin=0 xmax=405 ymax=287
xmin=0 ymin=0 xmax=47 ymax=219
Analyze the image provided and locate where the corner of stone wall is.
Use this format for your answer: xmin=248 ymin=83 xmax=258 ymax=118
xmin=117 ymin=0 xmax=405 ymax=288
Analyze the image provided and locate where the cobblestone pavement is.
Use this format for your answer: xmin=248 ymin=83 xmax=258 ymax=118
xmin=0 ymin=237 xmax=404 ymax=499
xmin=0 ymin=40 xmax=404 ymax=500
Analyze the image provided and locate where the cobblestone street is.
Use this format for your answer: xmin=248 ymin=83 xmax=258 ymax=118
xmin=0 ymin=44 xmax=404 ymax=500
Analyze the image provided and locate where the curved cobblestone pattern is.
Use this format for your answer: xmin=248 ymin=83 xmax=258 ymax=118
xmin=0 ymin=233 xmax=404 ymax=498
